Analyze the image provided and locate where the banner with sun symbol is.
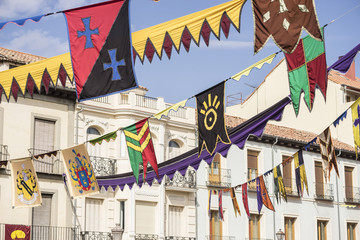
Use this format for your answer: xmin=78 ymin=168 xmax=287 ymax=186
xmin=10 ymin=158 xmax=42 ymax=208
xmin=196 ymin=81 xmax=231 ymax=155
xmin=5 ymin=224 xmax=31 ymax=240
xmin=61 ymin=144 xmax=99 ymax=198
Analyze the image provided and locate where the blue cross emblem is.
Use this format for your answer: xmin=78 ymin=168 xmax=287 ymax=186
xmin=103 ymin=49 xmax=126 ymax=81
xmin=354 ymin=105 xmax=360 ymax=135
xmin=77 ymin=17 xmax=99 ymax=49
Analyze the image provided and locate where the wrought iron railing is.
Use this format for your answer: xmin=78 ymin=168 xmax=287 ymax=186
xmin=206 ymin=167 xmax=231 ymax=188
xmin=314 ymin=182 xmax=334 ymax=201
xmin=89 ymin=156 xmax=117 ymax=176
xmin=0 ymin=224 xmax=81 ymax=240
xmin=282 ymin=178 xmax=299 ymax=196
xmin=135 ymin=234 xmax=158 ymax=240
xmin=28 ymin=148 xmax=63 ymax=175
xmin=206 ymin=236 xmax=235 ymax=240
xmin=165 ymin=237 xmax=196 ymax=240
xmin=344 ymin=186 xmax=360 ymax=203
xmin=135 ymin=95 xmax=158 ymax=109
xmin=165 ymin=169 xmax=196 ymax=188
xmin=81 ymin=231 xmax=113 ymax=240
xmin=0 ymin=144 xmax=9 ymax=162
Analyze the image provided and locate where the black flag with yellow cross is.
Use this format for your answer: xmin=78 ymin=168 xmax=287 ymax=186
xmin=196 ymin=81 xmax=231 ymax=155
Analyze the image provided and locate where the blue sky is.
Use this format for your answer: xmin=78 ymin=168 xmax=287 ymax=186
xmin=0 ymin=0 xmax=359 ymax=106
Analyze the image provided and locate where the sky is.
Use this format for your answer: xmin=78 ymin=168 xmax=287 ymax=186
xmin=0 ymin=0 xmax=359 ymax=107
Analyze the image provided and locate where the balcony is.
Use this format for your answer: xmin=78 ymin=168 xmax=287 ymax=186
xmin=28 ymin=148 xmax=64 ymax=175
xmin=282 ymin=178 xmax=300 ymax=196
xmin=165 ymin=237 xmax=196 ymax=240
xmin=165 ymin=169 xmax=196 ymax=189
xmin=136 ymin=234 xmax=158 ymax=240
xmin=206 ymin=236 xmax=235 ymax=240
xmin=344 ymin=186 xmax=360 ymax=203
xmin=89 ymin=156 xmax=117 ymax=176
xmin=206 ymin=167 xmax=231 ymax=188
xmin=314 ymin=182 xmax=334 ymax=201
xmin=136 ymin=95 xmax=158 ymax=109
xmin=165 ymin=104 xmax=187 ymax=118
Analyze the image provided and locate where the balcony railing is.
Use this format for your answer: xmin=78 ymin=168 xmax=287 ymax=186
xmin=0 ymin=144 xmax=9 ymax=162
xmin=314 ymin=182 xmax=334 ymax=201
xmin=245 ymin=238 xmax=273 ymax=240
xmin=91 ymin=96 xmax=109 ymax=104
xmin=165 ymin=169 xmax=196 ymax=188
xmin=206 ymin=236 xmax=235 ymax=240
xmin=0 ymin=224 xmax=81 ymax=240
xmin=28 ymin=148 xmax=63 ymax=175
xmin=135 ymin=234 xmax=158 ymax=240
xmin=120 ymin=93 xmax=129 ymax=104
xmin=165 ymin=104 xmax=186 ymax=118
xmin=81 ymin=231 xmax=113 ymax=240
xmin=282 ymin=178 xmax=300 ymax=196
xmin=136 ymin=95 xmax=158 ymax=109
xmin=165 ymin=237 xmax=196 ymax=240
xmin=89 ymin=156 xmax=117 ymax=176
xmin=206 ymin=167 xmax=231 ymax=188
xmin=344 ymin=186 xmax=360 ymax=203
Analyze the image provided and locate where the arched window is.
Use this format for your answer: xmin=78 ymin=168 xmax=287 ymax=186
xmin=87 ymin=127 xmax=101 ymax=157
xmin=168 ymin=140 xmax=182 ymax=159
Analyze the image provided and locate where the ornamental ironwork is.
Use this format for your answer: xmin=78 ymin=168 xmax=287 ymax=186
xmin=206 ymin=167 xmax=231 ymax=188
xmin=135 ymin=234 xmax=158 ymax=240
xmin=165 ymin=237 xmax=196 ymax=240
xmin=90 ymin=156 xmax=117 ymax=176
xmin=81 ymin=231 xmax=113 ymax=240
xmin=165 ymin=168 xmax=196 ymax=188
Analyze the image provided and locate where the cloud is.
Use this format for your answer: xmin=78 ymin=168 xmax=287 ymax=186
xmin=2 ymin=29 xmax=69 ymax=57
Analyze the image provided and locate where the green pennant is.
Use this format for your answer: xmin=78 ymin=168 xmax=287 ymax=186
xmin=89 ymin=131 xmax=118 ymax=145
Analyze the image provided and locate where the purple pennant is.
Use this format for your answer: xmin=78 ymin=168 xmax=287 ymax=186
xmin=97 ymin=96 xmax=291 ymax=191
xmin=256 ymin=177 xmax=263 ymax=214
xmin=328 ymin=43 xmax=360 ymax=73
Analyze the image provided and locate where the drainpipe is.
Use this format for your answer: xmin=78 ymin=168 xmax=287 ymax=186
xmin=271 ymin=137 xmax=278 ymax=240
xmin=336 ymin=150 xmax=342 ymax=240
xmin=74 ymin=105 xmax=84 ymax=238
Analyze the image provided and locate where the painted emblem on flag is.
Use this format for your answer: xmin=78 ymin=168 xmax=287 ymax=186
xmin=5 ymin=224 xmax=30 ymax=240
xmin=61 ymin=144 xmax=99 ymax=198
xmin=196 ymin=81 xmax=231 ymax=155
xmin=10 ymin=158 xmax=42 ymax=208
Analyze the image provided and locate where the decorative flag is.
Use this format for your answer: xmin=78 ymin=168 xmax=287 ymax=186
xmin=284 ymin=28 xmax=327 ymax=114
xmin=328 ymin=43 xmax=360 ymax=73
xmin=132 ymin=0 xmax=245 ymax=62
xmin=61 ymin=144 xmax=99 ymax=198
xmin=0 ymin=52 xmax=73 ymax=102
xmin=242 ymin=183 xmax=250 ymax=219
xmin=294 ymin=150 xmax=308 ymax=196
xmin=252 ymin=0 xmax=322 ymax=54
xmin=218 ymin=189 xmax=224 ymax=221
xmin=154 ymin=100 xmax=188 ymax=120
xmin=319 ymin=127 xmax=340 ymax=181
xmin=0 ymin=15 xmax=44 ymax=31
xmin=304 ymin=137 xmax=317 ymax=151
xmin=273 ymin=165 xmax=287 ymax=203
xmin=229 ymin=187 xmax=241 ymax=217
xmin=123 ymin=118 xmax=158 ymax=183
xmin=231 ymin=53 xmax=277 ymax=81
xmin=257 ymin=176 xmax=275 ymax=212
xmin=333 ymin=111 xmax=347 ymax=128
xmin=196 ymin=81 xmax=231 ymax=155
xmin=10 ymin=158 xmax=42 ymax=208
xmin=89 ymin=131 xmax=118 ymax=145
xmin=63 ymin=0 xmax=137 ymax=101
xmin=5 ymin=224 xmax=31 ymax=240
xmin=208 ymin=189 xmax=212 ymax=216
xmin=351 ymin=97 xmax=360 ymax=158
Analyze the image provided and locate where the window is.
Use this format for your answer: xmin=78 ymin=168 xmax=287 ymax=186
xmin=209 ymin=154 xmax=221 ymax=186
xmin=86 ymin=127 xmax=101 ymax=157
xmin=282 ymin=155 xmax=293 ymax=194
xmin=315 ymin=161 xmax=324 ymax=198
xmin=347 ymin=222 xmax=357 ymax=240
xmin=285 ymin=217 xmax=296 ymax=240
xmin=249 ymin=214 xmax=261 ymax=240
xmin=317 ymin=220 xmax=328 ymax=240
xmin=119 ymin=201 xmax=125 ymax=230
xmin=168 ymin=140 xmax=181 ymax=159
xmin=210 ymin=210 xmax=222 ymax=240
xmin=136 ymin=201 xmax=156 ymax=235
xmin=32 ymin=194 xmax=52 ymax=239
xmin=345 ymin=167 xmax=354 ymax=201
xmin=85 ymin=198 xmax=104 ymax=232
xmin=248 ymin=150 xmax=259 ymax=190
xmin=33 ymin=118 xmax=55 ymax=154
xmin=168 ymin=206 xmax=184 ymax=237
